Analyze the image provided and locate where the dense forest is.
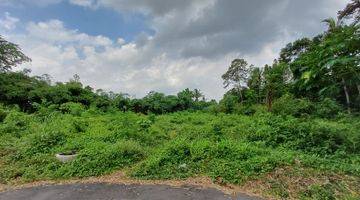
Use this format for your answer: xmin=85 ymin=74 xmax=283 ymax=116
xmin=0 ymin=1 xmax=359 ymax=199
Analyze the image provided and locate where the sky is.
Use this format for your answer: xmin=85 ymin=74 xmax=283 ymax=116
xmin=0 ymin=0 xmax=349 ymax=100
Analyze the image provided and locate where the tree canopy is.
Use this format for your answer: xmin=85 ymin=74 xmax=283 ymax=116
xmin=0 ymin=36 xmax=31 ymax=72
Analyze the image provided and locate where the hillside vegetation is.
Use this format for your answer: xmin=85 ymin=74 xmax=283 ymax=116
xmin=0 ymin=1 xmax=359 ymax=199
xmin=0 ymin=105 xmax=359 ymax=199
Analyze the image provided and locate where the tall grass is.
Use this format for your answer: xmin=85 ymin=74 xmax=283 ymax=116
xmin=0 ymin=107 xmax=359 ymax=198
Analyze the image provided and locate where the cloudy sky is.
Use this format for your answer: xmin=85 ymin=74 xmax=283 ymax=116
xmin=0 ymin=0 xmax=348 ymax=99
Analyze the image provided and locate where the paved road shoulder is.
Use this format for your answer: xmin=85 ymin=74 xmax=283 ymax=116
xmin=0 ymin=183 xmax=262 ymax=200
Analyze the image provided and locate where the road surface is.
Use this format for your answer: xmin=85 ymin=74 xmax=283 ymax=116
xmin=0 ymin=183 xmax=262 ymax=200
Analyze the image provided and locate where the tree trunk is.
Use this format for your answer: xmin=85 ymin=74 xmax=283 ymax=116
xmin=342 ymin=78 xmax=351 ymax=113
xmin=357 ymin=84 xmax=360 ymax=97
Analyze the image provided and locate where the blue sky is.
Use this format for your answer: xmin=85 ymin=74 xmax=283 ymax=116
xmin=0 ymin=1 xmax=153 ymax=42
xmin=0 ymin=0 xmax=348 ymax=99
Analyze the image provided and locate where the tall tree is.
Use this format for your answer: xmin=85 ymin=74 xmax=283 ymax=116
xmin=193 ymin=89 xmax=204 ymax=102
xmin=177 ymin=88 xmax=194 ymax=110
xmin=0 ymin=36 xmax=31 ymax=71
xmin=279 ymin=38 xmax=313 ymax=64
xmin=263 ymin=63 xmax=285 ymax=110
xmin=323 ymin=22 xmax=359 ymax=112
xmin=222 ymin=59 xmax=252 ymax=102
xmin=338 ymin=0 xmax=360 ymax=25
xmin=289 ymin=18 xmax=360 ymax=112
xmin=247 ymin=67 xmax=263 ymax=103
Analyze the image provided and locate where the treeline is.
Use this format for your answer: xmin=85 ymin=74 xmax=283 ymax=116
xmin=0 ymin=70 xmax=215 ymax=114
xmin=219 ymin=2 xmax=360 ymax=115
xmin=0 ymin=0 xmax=359 ymax=116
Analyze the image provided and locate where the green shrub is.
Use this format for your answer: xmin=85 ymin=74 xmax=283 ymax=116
xmin=23 ymin=131 xmax=67 ymax=155
xmin=82 ymin=106 xmax=103 ymax=115
xmin=234 ymin=104 xmax=268 ymax=116
xmin=239 ymin=114 xmax=360 ymax=155
xmin=33 ymin=103 xmax=59 ymax=118
xmin=0 ymin=110 xmax=32 ymax=137
xmin=72 ymin=118 xmax=88 ymax=133
xmin=272 ymin=94 xmax=314 ymax=117
xmin=137 ymin=119 xmax=152 ymax=131
xmin=59 ymin=102 xmax=85 ymax=116
xmin=204 ymin=104 xmax=221 ymax=114
xmin=314 ymin=98 xmax=343 ymax=118
xmin=132 ymin=139 xmax=293 ymax=183
xmin=219 ymin=94 xmax=238 ymax=113
xmin=55 ymin=140 xmax=145 ymax=177
xmin=0 ymin=109 xmax=359 ymax=199
xmin=0 ymin=105 xmax=7 ymax=122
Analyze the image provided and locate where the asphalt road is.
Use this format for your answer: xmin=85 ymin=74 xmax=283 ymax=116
xmin=0 ymin=183 xmax=262 ymax=200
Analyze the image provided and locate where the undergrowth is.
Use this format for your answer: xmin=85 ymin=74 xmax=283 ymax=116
xmin=0 ymin=107 xmax=359 ymax=199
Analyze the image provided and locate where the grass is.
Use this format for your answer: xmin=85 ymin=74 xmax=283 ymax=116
xmin=0 ymin=108 xmax=359 ymax=199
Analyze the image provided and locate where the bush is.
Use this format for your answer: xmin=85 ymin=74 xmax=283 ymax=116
xmin=24 ymin=130 xmax=67 ymax=155
xmin=72 ymin=118 xmax=88 ymax=133
xmin=59 ymin=102 xmax=85 ymax=116
xmin=132 ymin=139 xmax=293 ymax=183
xmin=218 ymin=94 xmax=238 ymax=113
xmin=0 ymin=105 xmax=7 ymax=122
xmin=33 ymin=103 xmax=59 ymax=118
xmin=272 ymin=94 xmax=314 ymax=117
xmin=234 ymin=104 xmax=268 ymax=116
xmin=137 ymin=119 xmax=152 ymax=131
xmin=314 ymin=98 xmax=343 ymax=118
xmin=0 ymin=109 xmax=359 ymax=199
xmin=0 ymin=110 xmax=32 ymax=137
xmin=55 ymin=140 xmax=145 ymax=177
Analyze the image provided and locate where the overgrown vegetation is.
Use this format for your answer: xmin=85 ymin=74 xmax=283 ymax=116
xmin=0 ymin=1 xmax=359 ymax=199
xmin=0 ymin=107 xmax=359 ymax=199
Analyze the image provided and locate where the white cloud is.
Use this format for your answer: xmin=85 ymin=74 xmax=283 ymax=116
xmin=66 ymin=0 xmax=347 ymax=60
xmin=69 ymin=0 xmax=95 ymax=7
xmin=117 ymin=38 xmax=125 ymax=45
xmin=0 ymin=0 xmax=62 ymax=7
xmin=0 ymin=12 xmax=19 ymax=31
xmin=4 ymin=17 xmax=230 ymax=99
xmin=26 ymin=20 xmax=112 ymax=46
xmin=1 ymin=0 xmax=349 ymax=100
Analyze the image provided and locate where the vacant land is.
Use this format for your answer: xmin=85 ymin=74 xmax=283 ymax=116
xmin=0 ymin=108 xmax=359 ymax=199
xmin=0 ymin=1 xmax=359 ymax=200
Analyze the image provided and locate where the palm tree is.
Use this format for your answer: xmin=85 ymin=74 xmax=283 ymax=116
xmin=338 ymin=0 xmax=360 ymax=25
xmin=322 ymin=18 xmax=339 ymax=31
xmin=193 ymin=89 xmax=203 ymax=102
